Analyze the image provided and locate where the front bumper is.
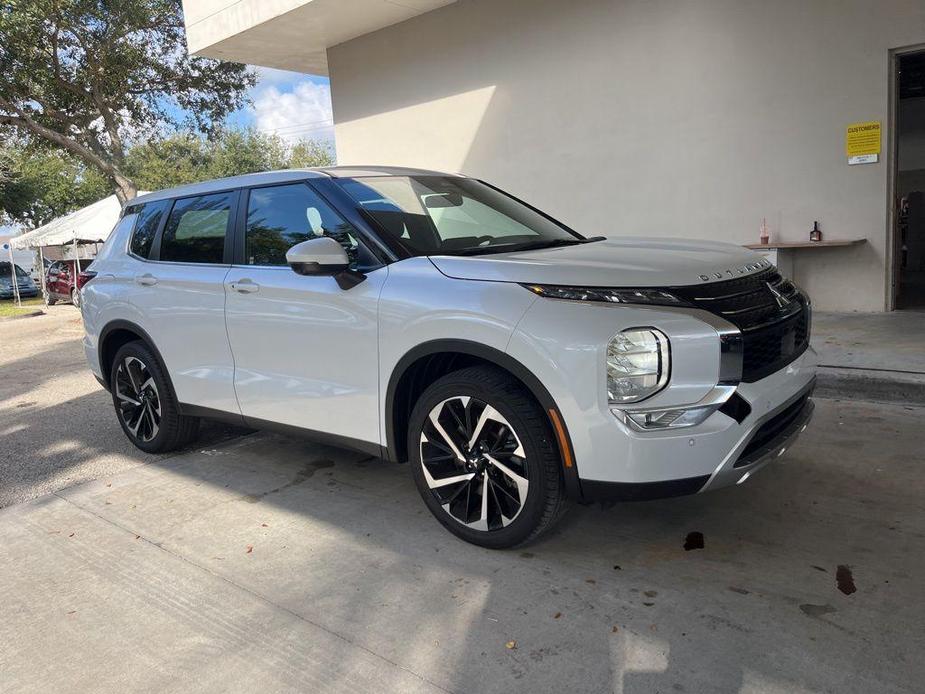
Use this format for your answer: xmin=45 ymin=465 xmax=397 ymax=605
xmin=0 ymin=287 xmax=38 ymax=299
xmin=575 ymin=347 xmax=817 ymax=501
xmin=700 ymin=378 xmax=814 ymax=493
xmin=579 ymin=381 xmax=814 ymax=501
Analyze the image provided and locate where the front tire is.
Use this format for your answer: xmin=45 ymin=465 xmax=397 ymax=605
xmin=408 ymin=366 xmax=568 ymax=549
xmin=110 ymin=341 xmax=200 ymax=453
xmin=71 ymin=287 xmax=80 ymax=308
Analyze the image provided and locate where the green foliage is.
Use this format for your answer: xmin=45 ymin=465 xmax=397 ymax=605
xmin=0 ymin=144 xmax=109 ymax=227
xmin=289 ymin=140 xmax=338 ymax=169
xmin=0 ymin=0 xmax=257 ymax=200
xmin=0 ymin=129 xmax=334 ymax=228
xmin=122 ymin=133 xmax=212 ymax=191
xmin=124 ymin=129 xmax=335 ymax=191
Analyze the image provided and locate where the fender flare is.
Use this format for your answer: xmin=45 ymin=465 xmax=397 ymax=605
xmin=98 ymin=319 xmax=172 ymax=392
xmin=384 ymin=339 xmax=582 ymax=499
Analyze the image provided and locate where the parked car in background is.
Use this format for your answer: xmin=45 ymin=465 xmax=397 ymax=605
xmin=0 ymin=261 xmax=39 ymax=299
xmin=45 ymin=259 xmax=93 ymax=307
xmin=81 ymin=167 xmax=816 ymax=548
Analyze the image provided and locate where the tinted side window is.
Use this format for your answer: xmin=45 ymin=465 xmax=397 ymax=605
xmin=130 ymin=200 xmax=170 ymax=259
xmin=160 ymin=193 xmax=233 ymax=264
xmin=245 ymin=184 xmax=362 ymax=267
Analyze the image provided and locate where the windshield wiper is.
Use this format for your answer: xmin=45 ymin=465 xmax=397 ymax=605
xmin=504 ymin=236 xmax=604 ymax=253
xmin=445 ymin=235 xmax=604 ymax=257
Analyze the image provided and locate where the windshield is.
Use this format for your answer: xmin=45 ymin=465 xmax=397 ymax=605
xmin=0 ymin=262 xmax=29 ymax=279
xmin=336 ymin=175 xmax=589 ymax=256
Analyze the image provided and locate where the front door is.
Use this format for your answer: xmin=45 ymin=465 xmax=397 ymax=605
xmin=223 ymin=182 xmax=385 ymax=448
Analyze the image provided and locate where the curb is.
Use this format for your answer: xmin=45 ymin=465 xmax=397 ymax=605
xmin=0 ymin=310 xmax=45 ymax=322
xmin=816 ymin=366 xmax=925 ymax=407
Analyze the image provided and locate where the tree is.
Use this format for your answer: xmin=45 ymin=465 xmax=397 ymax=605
xmin=122 ymin=132 xmax=211 ymax=191
xmin=0 ymin=129 xmax=334 ymax=228
xmin=289 ymin=140 xmax=338 ymax=170
xmin=124 ymin=129 xmax=335 ymax=191
xmin=0 ymin=142 xmax=109 ymax=227
xmin=0 ymin=0 xmax=256 ymax=202
xmin=207 ymin=128 xmax=292 ymax=179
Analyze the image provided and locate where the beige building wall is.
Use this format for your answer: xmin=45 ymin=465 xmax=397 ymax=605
xmin=329 ymin=0 xmax=925 ymax=311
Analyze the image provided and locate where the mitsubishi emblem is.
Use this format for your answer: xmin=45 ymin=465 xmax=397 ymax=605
xmin=767 ymin=282 xmax=791 ymax=309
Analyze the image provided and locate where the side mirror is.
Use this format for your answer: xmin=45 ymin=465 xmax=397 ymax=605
xmin=286 ymin=236 xmax=366 ymax=289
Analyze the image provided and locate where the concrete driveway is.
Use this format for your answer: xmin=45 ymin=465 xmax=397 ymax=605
xmin=0 ymin=307 xmax=244 ymax=507
xmin=1 ymin=309 xmax=923 ymax=693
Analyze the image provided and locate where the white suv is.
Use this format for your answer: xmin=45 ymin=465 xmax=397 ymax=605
xmin=81 ymin=167 xmax=816 ymax=548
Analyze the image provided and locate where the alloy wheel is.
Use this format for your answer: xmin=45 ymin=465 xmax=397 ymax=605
xmin=115 ymin=356 xmax=161 ymax=442
xmin=419 ymin=396 xmax=530 ymax=531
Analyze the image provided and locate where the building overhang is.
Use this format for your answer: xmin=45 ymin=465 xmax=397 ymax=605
xmin=182 ymin=0 xmax=457 ymax=75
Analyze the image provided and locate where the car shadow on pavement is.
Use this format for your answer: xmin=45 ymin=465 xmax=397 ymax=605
xmin=0 ymin=386 xmax=250 ymax=508
xmin=40 ymin=397 xmax=923 ymax=694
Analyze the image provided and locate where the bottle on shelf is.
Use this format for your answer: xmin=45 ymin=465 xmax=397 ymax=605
xmin=810 ymin=220 xmax=822 ymax=242
xmin=760 ymin=218 xmax=770 ymax=245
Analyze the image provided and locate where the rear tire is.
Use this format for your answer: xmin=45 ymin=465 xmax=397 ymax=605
xmin=408 ymin=366 xmax=568 ymax=549
xmin=110 ymin=341 xmax=200 ymax=453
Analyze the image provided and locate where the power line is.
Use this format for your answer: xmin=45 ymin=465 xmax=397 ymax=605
xmin=267 ymin=118 xmax=334 ymax=134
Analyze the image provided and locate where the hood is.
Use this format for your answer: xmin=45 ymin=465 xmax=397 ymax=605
xmin=428 ymin=237 xmax=770 ymax=288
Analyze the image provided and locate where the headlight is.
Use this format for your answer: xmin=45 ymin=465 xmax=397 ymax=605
xmin=607 ymin=328 xmax=670 ymax=403
xmin=523 ymin=284 xmax=688 ymax=306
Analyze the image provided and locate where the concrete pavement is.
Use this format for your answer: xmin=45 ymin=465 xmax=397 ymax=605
xmin=3 ymin=306 xmax=924 ymax=692
xmin=2 ymin=397 xmax=923 ymax=693
xmin=0 ymin=307 xmax=245 ymax=507
xmin=813 ymin=310 xmax=925 ymax=405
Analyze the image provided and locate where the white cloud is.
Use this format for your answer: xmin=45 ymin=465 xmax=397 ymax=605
xmin=252 ymin=79 xmax=334 ymax=144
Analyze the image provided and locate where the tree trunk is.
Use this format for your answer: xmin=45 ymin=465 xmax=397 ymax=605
xmin=0 ymin=100 xmax=139 ymax=204
xmin=113 ymin=170 xmax=138 ymax=203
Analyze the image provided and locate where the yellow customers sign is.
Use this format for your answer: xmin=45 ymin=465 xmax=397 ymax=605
xmin=846 ymin=121 xmax=881 ymax=157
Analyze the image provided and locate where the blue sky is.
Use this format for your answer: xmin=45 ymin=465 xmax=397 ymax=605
xmin=229 ymin=67 xmax=334 ymax=145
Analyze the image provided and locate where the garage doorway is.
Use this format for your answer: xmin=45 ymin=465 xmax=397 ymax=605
xmin=893 ymin=50 xmax=925 ymax=310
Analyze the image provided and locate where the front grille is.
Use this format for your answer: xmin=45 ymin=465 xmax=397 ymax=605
xmin=673 ymin=268 xmax=810 ymax=382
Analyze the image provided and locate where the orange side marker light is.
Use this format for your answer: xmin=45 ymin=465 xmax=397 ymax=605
xmin=548 ymin=408 xmax=574 ymax=469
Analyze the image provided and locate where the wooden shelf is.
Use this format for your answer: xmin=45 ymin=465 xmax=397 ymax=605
xmin=744 ymin=239 xmax=866 ymax=250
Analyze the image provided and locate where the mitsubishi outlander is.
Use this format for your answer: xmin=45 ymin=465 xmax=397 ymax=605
xmin=80 ymin=167 xmax=816 ymax=548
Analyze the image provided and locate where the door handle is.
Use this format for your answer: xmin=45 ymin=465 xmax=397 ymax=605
xmin=229 ymin=280 xmax=259 ymax=294
xmin=135 ymin=273 xmax=158 ymax=286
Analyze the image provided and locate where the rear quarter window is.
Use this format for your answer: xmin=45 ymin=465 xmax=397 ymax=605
xmin=129 ymin=200 xmax=170 ymax=259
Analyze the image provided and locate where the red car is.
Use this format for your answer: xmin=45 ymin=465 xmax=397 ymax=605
xmin=45 ymin=259 xmax=94 ymax=307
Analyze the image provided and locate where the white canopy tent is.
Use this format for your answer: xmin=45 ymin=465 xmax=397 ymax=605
xmin=10 ymin=192 xmax=145 ymax=305
xmin=10 ymin=194 xmax=128 ymax=250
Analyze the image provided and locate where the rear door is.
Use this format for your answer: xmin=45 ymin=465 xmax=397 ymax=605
xmin=223 ymin=181 xmax=385 ymax=447
xmin=127 ymin=191 xmax=240 ymax=414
